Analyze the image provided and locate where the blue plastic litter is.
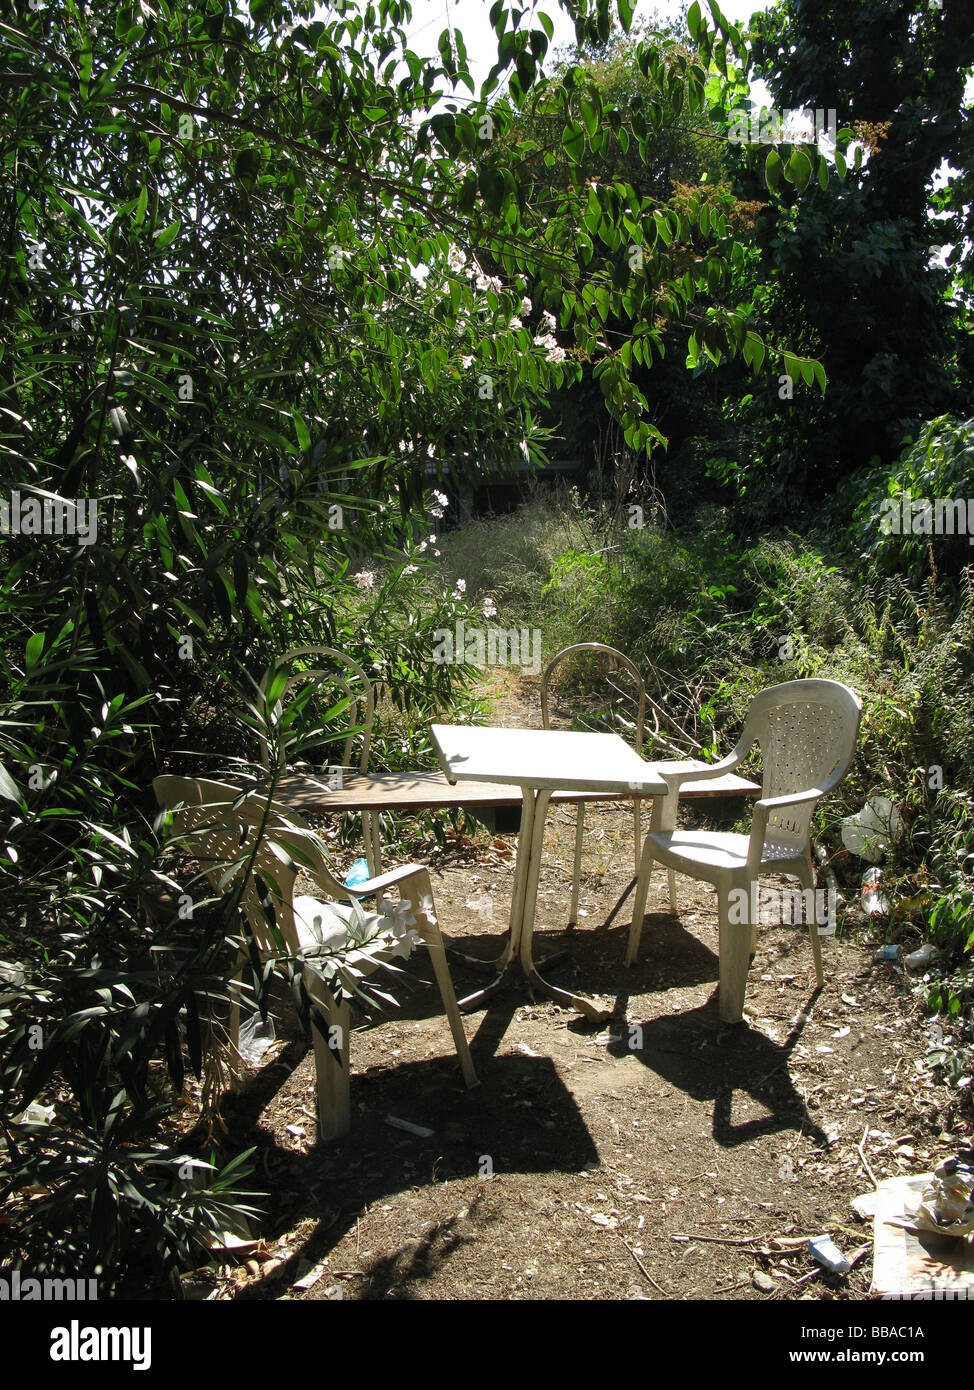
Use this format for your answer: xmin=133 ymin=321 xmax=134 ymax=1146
xmin=343 ymin=857 xmax=371 ymax=887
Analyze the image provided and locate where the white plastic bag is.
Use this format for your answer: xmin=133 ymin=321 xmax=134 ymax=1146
xmin=238 ymin=1011 xmax=276 ymax=1065
xmin=842 ymin=796 xmax=905 ymax=862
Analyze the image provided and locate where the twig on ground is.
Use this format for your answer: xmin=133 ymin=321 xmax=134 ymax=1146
xmin=617 ymin=1234 xmax=668 ymax=1297
xmin=673 ymin=1232 xmax=769 ymax=1247
xmin=858 ymin=1125 xmax=880 ymax=1189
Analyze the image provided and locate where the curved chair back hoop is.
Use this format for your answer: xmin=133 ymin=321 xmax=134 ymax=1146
xmin=153 ymin=774 xmax=347 ymax=954
xmin=540 ymin=642 xmax=649 ymax=752
xmin=740 ymin=679 xmax=863 ymax=859
xmin=258 ymin=645 xmax=375 ymax=775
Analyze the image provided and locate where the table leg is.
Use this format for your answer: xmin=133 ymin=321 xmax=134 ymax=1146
xmin=518 ymin=789 xmax=611 ymax=1025
xmin=456 ymin=790 xmax=538 ymax=1011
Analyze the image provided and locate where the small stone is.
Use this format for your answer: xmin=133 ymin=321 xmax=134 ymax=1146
xmin=752 ymin=1269 xmax=775 ymax=1293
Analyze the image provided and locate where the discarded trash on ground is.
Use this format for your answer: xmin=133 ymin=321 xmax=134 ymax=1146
xmin=870 ymin=1174 xmax=974 ymax=1299
xmin=915 ymin=1152 xmax=974 ymax=1238
xmin=238 ymin=1011 xmax=277 ymax=1065
xmin=343 ymin=856 xmax=371 ymax=887
xmin=904 ymin=943 xmax=940 ymax=972
xmin=842 ymin=796 xmax=905 ymax=862
xmin=862 ymin=869 xmax=891 ymax=918
xmin=808 ymin=1234 xmax=852 ymax=1274
xmin=11 ymin=1101 xmax=56 ymax=1126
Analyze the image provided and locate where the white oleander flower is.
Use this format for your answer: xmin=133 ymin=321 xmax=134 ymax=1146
xmin=471 ymin=262 xmax=503 ymax=294
xmin=353 ymin=570 xmax=375 ymax=591
xmin=533 ymin=330 xmax=566 ymax=363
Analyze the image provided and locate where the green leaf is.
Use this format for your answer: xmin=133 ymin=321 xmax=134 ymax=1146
xmin=617 ymin=0 xmax=635 ymax=31
xmin=562 ymin=122 xmax=585 ymax=163
xmin=154 ymin=220 xmax=181 ymax=249
xmin=0 ymin=764 xmax=20 ymax=803
xmin=291 ymin=408 xmax=311 ymax=453
xmin=743 ymin=331 xmax=765 ymax=375
xmin=479 ymin=166 xmax=505 ymax=214
xmin=25 ymin=632 xmax=45 ymax=671
xmin=788 ymin=148 xmax=812 ymax=193
xmin=428 ymin=112 xmax=457 ymax=153
xmin=765 ymin=149 xmax=782 ymax=195
xmin=515 ymin=51 xmax=536 ymax=92
xmin=687 ymin=0 xmax=702 ymax=40
xmin=654 ymin=211 xmax=674 ymax=246
xmin=579 ymin=97 xmax=598 ymax=137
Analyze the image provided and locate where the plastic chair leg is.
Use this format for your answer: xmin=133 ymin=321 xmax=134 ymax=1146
xmin=717 ymin=888 xmax=751 ymax=1023
xmin=423 ymin=926 xmax=478 ymax=1089
xmin=395 ymin=868 xmax=477 ymax=1089
xmin=798 ymin=860 xmax=825 ymax=987
xmin=626 ymin=835 xmax=657 ymax=966
xmin=310 ymin=987 xmax=351 ymax=1141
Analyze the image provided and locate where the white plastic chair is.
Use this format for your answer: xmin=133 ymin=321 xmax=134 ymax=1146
xmin=153 ymin=775 xmax=476 ymax=1139
xmin=541 ymin=643 xmax=651 ymax=923
xmin=257 ymin=646 xmax=384 ymax=877
xmin=624 ymin=679 xmax=862 ymax=1022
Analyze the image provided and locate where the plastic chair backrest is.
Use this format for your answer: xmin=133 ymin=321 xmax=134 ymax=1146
xmin=540 ymin=642 xmax=647 ymax=752
xmin=153 ymin=775 xmax=348 ymax=953
xmin=737 ymin=679 xmax=862 ymax=859
xmin=258 ymin=646 xmax=375 ymax=775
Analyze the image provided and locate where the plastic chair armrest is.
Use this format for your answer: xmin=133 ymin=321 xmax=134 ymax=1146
xmin=746 ymin=788 xmax=825 ymax=875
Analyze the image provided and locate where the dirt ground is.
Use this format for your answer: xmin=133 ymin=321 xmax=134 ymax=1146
xmin=181 ymin=788 xmax=970 ymax=1303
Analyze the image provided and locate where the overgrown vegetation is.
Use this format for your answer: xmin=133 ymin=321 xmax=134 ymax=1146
xmin=1 ymin=0 xmax=971 ymax=1295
